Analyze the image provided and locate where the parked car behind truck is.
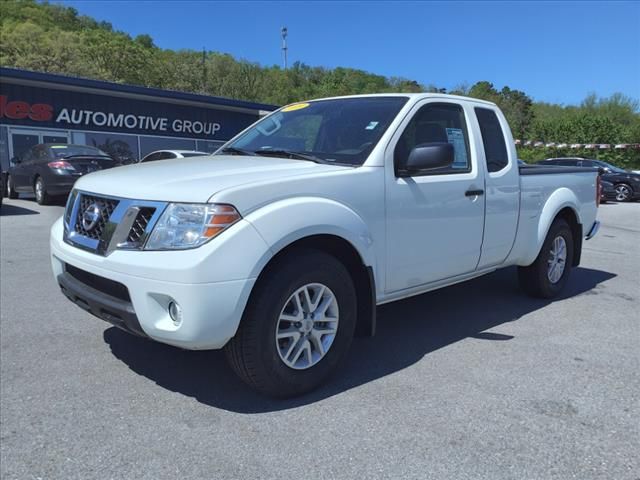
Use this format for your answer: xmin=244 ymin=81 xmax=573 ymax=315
xmin=139 ymin=150 xmax=208 ymax=163
xmin=7 ymin=144 xmax=116 ymax=205
xmin=540 ymin=157 xmax=640 ymax=202
xmin=50 ymin=94 xmax=600 ymax=397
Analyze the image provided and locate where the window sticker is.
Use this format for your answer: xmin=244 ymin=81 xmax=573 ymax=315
xmin=281 ymin=102 xmax=310 ymax=112
xmin=446 ymin=128 xmax=468 ymax=169
xmin=365 ymin=121 xmax=379 ymax=130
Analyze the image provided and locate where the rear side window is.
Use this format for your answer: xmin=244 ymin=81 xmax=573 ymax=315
xmin=33 ymin=145 xmax=50 ymax=163
xmin=475 ymin=108 xmax=508 ymax=173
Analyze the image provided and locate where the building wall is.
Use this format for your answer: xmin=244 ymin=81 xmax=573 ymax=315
xmin=0 ymin=73 xmax=274 ymax=169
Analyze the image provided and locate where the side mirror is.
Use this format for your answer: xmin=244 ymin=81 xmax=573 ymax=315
xmin=11 ymin=157 xmax=21 ymax=165
xmin=400 ymin=142 xmax=454 ymax=176
xmin=598 ymin=167 xmax=607 ymax=175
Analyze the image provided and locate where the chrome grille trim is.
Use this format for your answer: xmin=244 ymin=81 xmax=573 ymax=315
xmin=127 ymin=207 xmax=156 ymax=244
xmin=63 ymin=190 xmax=167 ymax=256
xmin=74 ymin=195 xmax=119 ymax=240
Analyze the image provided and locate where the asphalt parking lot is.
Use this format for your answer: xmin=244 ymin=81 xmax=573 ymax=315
xmin=1 ymin=197 xmax=639 ymax=480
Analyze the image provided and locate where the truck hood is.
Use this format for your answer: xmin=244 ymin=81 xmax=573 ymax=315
xmin=73 ymin=155 xmax=348 ymax=203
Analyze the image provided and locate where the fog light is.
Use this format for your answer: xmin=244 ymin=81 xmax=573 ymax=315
xmin=168 ymin=301 xmax=183 ymax=326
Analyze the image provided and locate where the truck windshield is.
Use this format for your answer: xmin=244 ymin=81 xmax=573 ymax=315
xmin=219 ymin=96 xmax=409 ymax=166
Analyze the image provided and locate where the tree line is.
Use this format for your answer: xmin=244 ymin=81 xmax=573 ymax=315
xmin=1 ymin=0 xmax=639 ymax=167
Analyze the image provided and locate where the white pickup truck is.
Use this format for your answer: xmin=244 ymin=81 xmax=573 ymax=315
xmin=50 ymin=94 xmax=600 ymax=397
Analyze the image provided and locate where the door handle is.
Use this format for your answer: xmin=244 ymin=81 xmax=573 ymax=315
xmin=465 ymin=189 xmax=484 ymax=197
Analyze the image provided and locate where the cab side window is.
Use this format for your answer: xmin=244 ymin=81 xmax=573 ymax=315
xmin=475 ymin=107 xmax=508 ymax=172
xmin=394 ymin=103 xmax=471 ymax=176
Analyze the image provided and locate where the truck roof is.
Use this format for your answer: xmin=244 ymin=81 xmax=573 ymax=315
xmin=296 ymin=92 xmax=498 ymax=107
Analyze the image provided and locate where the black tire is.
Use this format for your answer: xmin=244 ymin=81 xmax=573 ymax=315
xmin=34 ymin=176 xmax=51 ymax=205
xmin=225 ymin=248 xmax=357 ymax=398
xmin=518 ymin=218 xmax=574 ymax=299
xmin=7 ymin=175 xmax=18 ymax=199
xmin=614 ymin=183 xmax=633 ymax=202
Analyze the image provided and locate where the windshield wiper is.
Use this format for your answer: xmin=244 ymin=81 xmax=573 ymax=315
xmin=219 ymin=146 xmax=257 ymax=156
xmin=255 ymin=149 xmax=330 ymax=164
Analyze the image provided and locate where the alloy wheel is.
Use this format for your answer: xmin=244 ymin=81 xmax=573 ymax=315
xmin=35 ymin=179 xmax=44 ymax=203
xmin=614 ymin=184 xmax=631 ymax=202
xmin=547 ymin=236 xmax=567 ymax=284
xmin=275 ymin=283 xmax=339 ymax=370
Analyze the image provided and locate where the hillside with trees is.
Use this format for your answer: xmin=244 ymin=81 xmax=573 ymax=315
xmin=1 ymin=0 xmax=639 ymax=167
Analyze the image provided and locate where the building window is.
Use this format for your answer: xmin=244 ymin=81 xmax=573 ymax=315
xmin=139 ymin=136 xmax=197 ymax=157
xmin=197 ymin=140 xmax=226 ymax=153
xmin=83 ymin=132 xmax=139 ymax=164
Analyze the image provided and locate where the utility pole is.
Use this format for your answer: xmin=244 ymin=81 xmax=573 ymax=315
xmin=281 ymin=27 xmax=288 ymax=70
xmin=202 ymin=47 xmax=206 ymax=93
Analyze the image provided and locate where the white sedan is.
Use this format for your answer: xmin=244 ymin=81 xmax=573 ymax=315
xmin=139 ymin=150 xmax=209 ymax=163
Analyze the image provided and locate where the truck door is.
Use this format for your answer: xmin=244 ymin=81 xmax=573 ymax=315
xmin=473 ymin=107 xmax=520 ymax=268
xmin=384 ymin=100 xmax=485 ymax=292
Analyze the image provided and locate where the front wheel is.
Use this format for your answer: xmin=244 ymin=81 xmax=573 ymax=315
xmin=518 ymin=218 xmax=574 ymax=298
xmin=614 ymin=183 xmax=633 ymax=202
xmin=225 ymin=248 xmax=357 ymax=398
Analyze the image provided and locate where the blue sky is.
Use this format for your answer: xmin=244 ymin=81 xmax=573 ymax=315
xmin=55 ymin=1 xmax=640 ymax=105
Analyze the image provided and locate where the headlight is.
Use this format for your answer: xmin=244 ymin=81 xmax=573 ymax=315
xmin=145 ymin=203 xmax=241 ymax=250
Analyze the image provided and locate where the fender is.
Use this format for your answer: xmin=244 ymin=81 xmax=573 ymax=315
xmin=242 ymin=196 xmax=377 ymax=280
xmin=520 ymin=187 xmax=582 ymax=266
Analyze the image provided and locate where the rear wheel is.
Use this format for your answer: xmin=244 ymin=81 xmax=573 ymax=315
xmin=518 ymin=218 xmax=574 ymax=298
xmin=7 ymin=175 xmax=18 ymax=199
xmin=614 ymin=183 xmax=632 ymax=202
xmin=34 ymin=176 xmax=51 ymax=205
xmin=225 ymin=248 xmax=356 ymax=398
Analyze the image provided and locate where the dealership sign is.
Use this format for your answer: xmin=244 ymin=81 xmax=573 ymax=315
xmin=0 ymin=83 xmax=260 ymax=140
xmin=54 ymin=108 xmax=221 ymax=136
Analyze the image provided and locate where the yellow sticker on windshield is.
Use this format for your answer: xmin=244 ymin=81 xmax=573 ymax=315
xmin=281 ymin=102 xmax=310 ymax=112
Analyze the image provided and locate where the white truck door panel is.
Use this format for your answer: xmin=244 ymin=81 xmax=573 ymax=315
xmin=384 ymin=100 xmax=485 ymax=292
xmin=473 ymin=107 xmax=520 ymax=268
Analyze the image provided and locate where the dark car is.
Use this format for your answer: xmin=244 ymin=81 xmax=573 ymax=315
xmin=540 ymin=157 xmax=640 ymax=202
xmin=6 ymin=144 xmax=116 ymax=205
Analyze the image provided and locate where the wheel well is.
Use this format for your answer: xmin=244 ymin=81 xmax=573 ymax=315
xmin=555 ymin=207 xmax=582 ymax=267
xmin=257 ymin=234 xmax=376 ymax=337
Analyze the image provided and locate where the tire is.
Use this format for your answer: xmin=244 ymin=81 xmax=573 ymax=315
xmin=225 ymin=248 xmax=357 ymax=398
xmin=614 ymin=183 xmax=633 ymax=202
xmin=518 ymin=218 xmax=574 ymax=299
xmin=34 ymin=176 xmax=51 ymax=205
xmin=7 ymin=175 xmax=18 ymax=199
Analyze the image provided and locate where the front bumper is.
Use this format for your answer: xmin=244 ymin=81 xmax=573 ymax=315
xmin=50 ymin=217 xmax=267 ymax=350
xmin=58 ymin=268 xmax=146 ymax=338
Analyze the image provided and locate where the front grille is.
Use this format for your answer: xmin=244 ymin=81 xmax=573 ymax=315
xmin=65 ymin=263 xmax=131 ymax=302
xmin=127 ymin=207 xmax=156 ymax=244
xmin=74 ymin=194 xmax=119 ymax=240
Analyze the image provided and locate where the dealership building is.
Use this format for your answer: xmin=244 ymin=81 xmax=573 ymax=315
xmin=0 ymin=67 xmax=277 ymax=169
